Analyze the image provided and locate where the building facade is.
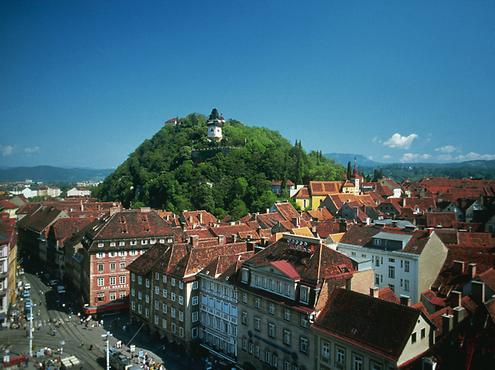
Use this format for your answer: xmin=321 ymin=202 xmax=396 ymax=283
xmin=234 ymin=234 xmax=363 ymax=370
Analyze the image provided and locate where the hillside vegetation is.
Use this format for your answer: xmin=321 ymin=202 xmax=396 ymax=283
xmin=95 ymin=113 xmax=344 ymax=218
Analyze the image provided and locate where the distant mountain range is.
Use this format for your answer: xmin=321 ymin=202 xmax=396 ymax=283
xmin=325 ymin=153 xmax=495 ymax=180
xmin=324 ymin=153 xmax=383 ymax=167
xmin=0 ymin=166 xmax=114 ymax=183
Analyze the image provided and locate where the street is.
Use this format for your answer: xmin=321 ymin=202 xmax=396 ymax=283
xmin=0 ymin=269 xmax=202 ymax=369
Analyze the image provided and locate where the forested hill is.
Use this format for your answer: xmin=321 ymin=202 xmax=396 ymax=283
xmin=95 ymin=113 xmax=344 ymax=218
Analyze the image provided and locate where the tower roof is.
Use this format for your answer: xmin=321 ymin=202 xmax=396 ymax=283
xmin=207 ymin=108 xmax=225 ymax=126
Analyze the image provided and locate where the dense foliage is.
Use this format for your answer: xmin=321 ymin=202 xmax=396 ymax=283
xmin=95 ymin=113 xmax=344 ymax=218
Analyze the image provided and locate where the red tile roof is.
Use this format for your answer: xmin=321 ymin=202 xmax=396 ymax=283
xmin=425 ymin=212 xmax=457 ymax=228
xmin=309 ymin=181 xmax=343 ymax=196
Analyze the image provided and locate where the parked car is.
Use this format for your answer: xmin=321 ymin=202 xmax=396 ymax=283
xmin=49 ymin=280 xmax=59 ymax=287
xmin=21 ymin=290 xmax=30 ymax=299
xmin=57 ymin=285 xmax=66 ymax=294
xmin=24 ymin=282 xmax=31 ymax=290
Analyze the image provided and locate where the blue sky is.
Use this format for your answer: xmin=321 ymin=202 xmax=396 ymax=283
xmin=1 ymin=1 xmax=494 ymax=168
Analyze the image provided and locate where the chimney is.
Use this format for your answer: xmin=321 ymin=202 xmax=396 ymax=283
xmin=442 ymin=314 xmax=453 ymax=334
xmin=452 ymin=260 xmax=465 ymax=274
xmin=110 ymin=207 xmax=119 ymax=217
xmin=450 ymin=290 xmax=462 ymax=308
xmin=80 ymin=199 xmax=84 ymax=212
xmin=189 ymin=215 xmax=193 ymax=224
xmin=311 ymin=225 xmax=317 ymax=234
xmin=453 ymin=306 xmax=466 ymax=325
xmin=400 ymin=295 xmax=411 ymax=307
xmin=370 ymin=287 xmax=379 ymax=298
xmin=467 ymin=263 xmax=477 ymax=279
xmin=199 ymin=212 xmax=203 ymax=224
xmin=218 ymin=235 xmax=225 ymax=245
xmin=266 ymin=208 xmax=270 ymax=214
xmin=471 ymin=280 xmax=486 ymax=304
xmin=292 ymin=217 xmax=300 ymax=227
xmin=232 ymin=234 xmax=238 ymax=243
xmin=191 ymin=235 xmax=199 ymax=248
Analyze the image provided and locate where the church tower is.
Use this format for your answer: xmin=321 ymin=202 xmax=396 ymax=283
xmin=206 ymin=108 xmax=225 ymax=142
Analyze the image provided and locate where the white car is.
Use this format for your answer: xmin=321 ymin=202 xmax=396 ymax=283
xmin=24 ymin=282 xmax=31 ymax=290
xmin=56 ymin=285 xmax=66 ymax=294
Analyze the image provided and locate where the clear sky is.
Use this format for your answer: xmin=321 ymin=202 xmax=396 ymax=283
xmin=1 ymin=1 xmax=494 ymax=168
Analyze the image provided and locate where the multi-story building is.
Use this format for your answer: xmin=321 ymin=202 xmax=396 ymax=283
xmin=68 ymin=209 xmax=174 ymax=314
xmin=313 ymin=288 xmax=435 ymax=370
xmin=0 ymin=216 xmax=17 ymax=327
xmin=234 ymin=233 xmax=370 ymax=370
xmin=337 ymin=224 xmax=449 ymax=303
xmin=127 ymin=238 xmax=250 ymax=350
xmin=198 ymin=252 xmax=253 ymax=364
xmin=16 ymin=205 xmax=68 ymax=264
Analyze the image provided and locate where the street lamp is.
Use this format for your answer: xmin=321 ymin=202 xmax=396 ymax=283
xmin=101 ymin=331 xmax=112 ymax=370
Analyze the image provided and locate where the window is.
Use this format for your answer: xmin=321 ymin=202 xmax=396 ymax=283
xmin=300 ymin=285 xmax=310 ymax=304
xmin=389 ymin=258 xmax=395 ymax=263
xmin=299 ymin=336 xmax=309 ymax=354
xmin=162 ymin=303 xmax=167 ymax=314
xmin=192 ymin=327 xmax=198 ymax=338
xmin=421 ymin=328 xmax=426 ymax=339
xmin=119 ymin=291 xmax=126 ymax=299
xmin=162 ymin=319 xmax=167 ymax=329
xmin=97 ymin=292 xmax=105 ymax=302
xmin=119 ymin=241 xmax=125 ymax=246
xmin=162 ymin=275 xmax=167 ymax=284
xmin=375 ymin=258 xmax=380 ymax=267
xmin=388 ymin=266 xmax=395 ymax=279
xmin=171 ymin=308 xmax=176 ymax=318
xmin=272 ymin=354 xmax=278 ymax=368
xmin=241 ymin=267 xmax=249 ymax=282
xmin=389 ymin=284 xmax=395 ymax=292
xmin=109 ymin=292 xmax=116 ymax=301
xmin=109 ymin=262 xmax=116 ymax=272
xmin=171 ymin=323 xmax=176 ymax=334
xmin=268 ymin=303 xmax=275 ymax=315
xmin=284 ymin=308 xmax=291 ymax=321
xmin=375 ymin=275 xmax=380 ymax=285
xmin=98 ymin=243 xmax=104 ymax=248
xmin=131 ymin=288 xmax=135 ymax=297
xmin=352 ymin=354 xmax=363 ymax=370
xmin=254 ymin=316 xmax=261 ymax=331
xmin=110 ymin=242 xmax=116 ymax=247
xmin=241 ymin=311 xmax=248 ymax=325
xmin=97 ymin=264 xmax=104 ymax=272
xmin=283 ymin=329 xmax=291 ymax=345
xmin=336 ymin=346 xmax=345 ymax=366
xmin=192 ymin=281 xmax=198 ymax=290
xmin=370 ymin=361 xmax=383 ymax=370
xmin=267 ymin=322 xmax=276 ymax=338
xmin=137 ymin=276 xmax=142 ymax=285
xmin=110 ymin=276 xmax=116 ymax=285
xmin=179 ymin=327 xmax=184 ymax=337
xmin=242 ymin=337 xmax=247 ymax=351
xmin=300 ymin=314 xmax=308 ymax=328
xmin=178 ymin=296 xmax=184 ymax=305
xmin=404 ymin=279 xmax=410 ymax=292
xmin=96 ymin=252 xmax=105 ymax=259
xmin=154 ymin=315 xmax=159 ymax=325
xmin=155 ymin=272 xmax=160 ymax=280
xmin=242 ymin=292 xmax=248 ymax=304
xmin=154 ymin=300 xmax=159 ymax=310
xmin=254 ymin=344 xmax=260 ymax=359
xmin=97 ymin=277 xmax=104 ymax=287
xmin=192 ymin=312 xmax=198 ymax=322
xmin=145 ymin=279 xmax=150 ymax=288
xmin=171 ymin=278 xmax=176 ymax=287
xmin=321 ymin=341 xmax=330 ymax=361
xmin=131 ymin=273 xmax=135 ymax=282
xmin=162 ymin=289 xmax=168 ymax=298
xmin=411 ymin=332 xmax=417 ymax=344
xmin=192 ymin=296 xmax=198 ymax=305
xmin=141 ymin=239 xmax=148 ymax=245
xmin=138 ymin=291 xmax=142 ymax=300
xmin=179 ymin=281 xmax=184 ymax=290
xmin=171 ymin=292 xmax=176 ymax=302
xmin=120 ymin=262 xmax=126 ymax=269
xmin=179 ymin=311 xmax=184 ymax=322
xmin=404 ymin=260 xmax=410 ymax=272
xmin=255 ymin=297 xmax=261 ymax=309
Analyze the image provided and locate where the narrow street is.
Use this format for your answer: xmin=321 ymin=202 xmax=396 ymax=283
xmin=1 ymin=269 xmax=198 ymax=369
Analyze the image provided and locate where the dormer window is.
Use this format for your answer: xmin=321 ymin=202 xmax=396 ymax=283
xmin=98 ymin=243 xmax=104 ymax=248
xmin=110 ymin=242 xmax=116 ymax=247
xmin=299 ymin=285 xmax=310 ymax=304
xmin=241 ymin=268 xmax=249 ymax=284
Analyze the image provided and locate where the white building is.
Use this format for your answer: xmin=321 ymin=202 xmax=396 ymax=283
xmin=206 ymin=108 xmax=225 ymax=142
xmin=67 ymin=187 xmax=92 ymax=197
xmin=337 ymin=225 xmax=448 ymax=303
xmin=198 ymin=252 xmax=252 ymax=364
